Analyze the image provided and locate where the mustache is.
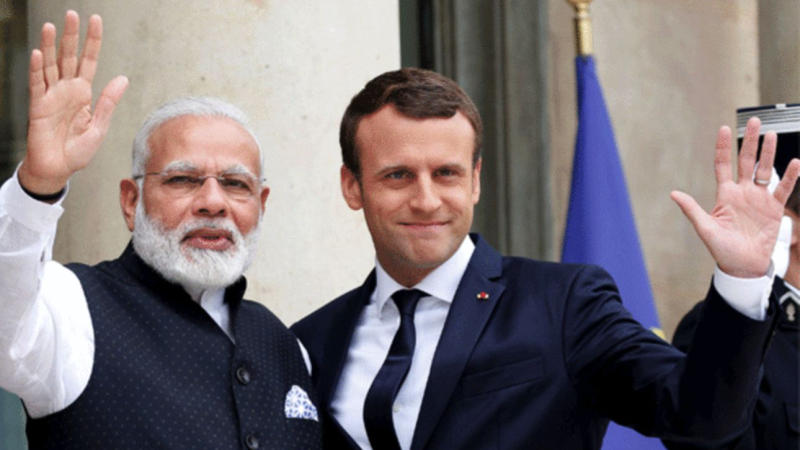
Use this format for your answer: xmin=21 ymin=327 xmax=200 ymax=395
xmin=176 ymin=219 xmax=239 ymax=245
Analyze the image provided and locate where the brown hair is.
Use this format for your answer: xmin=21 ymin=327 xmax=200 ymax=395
xmin=340 ymin=68 xmax=483 ymax=178
xmin=787 ymin=182 xmax=800 ymax=216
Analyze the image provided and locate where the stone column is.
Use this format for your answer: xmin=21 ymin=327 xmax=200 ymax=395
xmin=759 ymin=0 xmax=800 ymax=103
xmin=432 ymin=0 xmax=552 ymax=261
xmin=29 ymin=1 xmax=399 ymax=322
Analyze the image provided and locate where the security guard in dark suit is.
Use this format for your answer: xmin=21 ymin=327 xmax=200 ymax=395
xmin=667 ymin=104 xmax=800 ymax=450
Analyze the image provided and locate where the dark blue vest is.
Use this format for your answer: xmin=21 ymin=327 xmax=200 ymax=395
xmin=25 ymin=244 xmax=321 ymax=449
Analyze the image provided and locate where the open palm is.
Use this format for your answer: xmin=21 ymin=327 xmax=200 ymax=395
xmin=21 ymin=11 xmax=127 ymax=195
xmin=672 ymin=118 xmax=800 ymax=278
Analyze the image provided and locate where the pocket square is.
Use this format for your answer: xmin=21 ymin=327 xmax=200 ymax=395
xmin=284 ymin=385 xmax=319 ymax=421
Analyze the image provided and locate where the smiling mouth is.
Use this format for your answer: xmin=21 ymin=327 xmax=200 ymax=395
xmin=400 ymin=221 xmax=449 ymax=230
xmin=182 ymin=228 xmax=234 ymax=251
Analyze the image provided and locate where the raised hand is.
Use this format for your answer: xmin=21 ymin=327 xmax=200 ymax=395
xmin=672 ymin=117 xmax=800 ymax=278
xmin=19 ymin=11 xmax=128 ymax=196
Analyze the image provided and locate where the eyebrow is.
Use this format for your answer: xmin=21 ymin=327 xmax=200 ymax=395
xmin=376 ymin=164 xmax=409 ymax=175
xmin=160 ymin=161 xmax=257 ymax=179
xmin=435 ymin=163 xmax=467 ymax=173
xmin=375 ymin=162 xmax=467 ymax=176
xmin=161 ymin=160 xmax=197 ymax=172
xmin=221 ymin=164 xmax=258 ymax=178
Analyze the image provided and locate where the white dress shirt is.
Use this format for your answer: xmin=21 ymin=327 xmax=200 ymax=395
xmin=0 ymin=171 xmax=233 ymax=418
xmin=330 ymin=237 xmax=475 ymax=450
xmin=331 ymin=238 xmax=773 ymax=450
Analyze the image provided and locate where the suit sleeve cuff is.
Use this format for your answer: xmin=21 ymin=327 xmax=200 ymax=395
xmin=1 ymin=168 xmax=66 ymax=234
xmin=712 ymin=264 xmax=773 ymax=321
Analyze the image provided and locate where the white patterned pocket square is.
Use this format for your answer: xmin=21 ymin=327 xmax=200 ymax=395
xmin=284 ymin=385 xmax=319 ymax=421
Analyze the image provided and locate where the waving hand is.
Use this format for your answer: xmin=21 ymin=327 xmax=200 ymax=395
xmin=19 ymin=11 xmax=128 ymax=196
xmin=672 ymin=118 xmax=800 ymax=278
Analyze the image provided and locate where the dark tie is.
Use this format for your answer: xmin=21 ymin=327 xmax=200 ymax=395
xmin=364 ymin=289 xmax=426 ymax=450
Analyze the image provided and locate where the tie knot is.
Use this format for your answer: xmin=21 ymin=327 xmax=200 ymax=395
xmin=392 ymin=289 xmax=426 ymax=316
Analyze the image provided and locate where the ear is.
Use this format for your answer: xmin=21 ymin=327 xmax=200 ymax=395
xmin=789 ymin=210 xmax=799 ymax=247
xmin=471 ymin=157 xmax=482 ymax=204
xmin=259 ymin=186 xmax=270 ymax=212
xmin=120 ymin=178 xmax=139 ymax=231
xmin=340 ymin=165 xmax=364 ymax=210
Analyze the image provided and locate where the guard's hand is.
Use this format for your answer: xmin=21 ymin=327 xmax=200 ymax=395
xmin=19 ymin=10 xmax=128 ymax=196
xmin=672 ymin=117 xmax=800 ymax=278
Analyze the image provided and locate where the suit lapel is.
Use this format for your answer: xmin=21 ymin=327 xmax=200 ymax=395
xmin=316 ymin=272 xmax=376 ymax=408
xmin=411 ymin=236 xmax=505 ymax=450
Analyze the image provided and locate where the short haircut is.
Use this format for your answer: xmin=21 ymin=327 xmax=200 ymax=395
xmin=340 ymin=68 xmax=482 ymax=179
xmin=132 ymin=97 xmax=263 ymax=177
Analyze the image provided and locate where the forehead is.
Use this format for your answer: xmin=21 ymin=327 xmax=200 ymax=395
xmin=355 ymin=105 xmax=475 ymax=167
xmin=146 ymin=115 xmax=260 ymax=173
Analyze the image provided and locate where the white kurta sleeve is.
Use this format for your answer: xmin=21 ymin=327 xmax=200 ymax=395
xmin=0 ymin=171 xmax=94 ymax=418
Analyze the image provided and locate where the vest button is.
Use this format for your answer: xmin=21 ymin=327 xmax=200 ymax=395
xmin=245 ymin=434 xmax=259 ymax=449
xmin=236 ymin=366 xmax=251 ymax=385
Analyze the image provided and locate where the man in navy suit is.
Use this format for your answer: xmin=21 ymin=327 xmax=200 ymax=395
xmin=292 ymin=68 xmax=800 ymax=449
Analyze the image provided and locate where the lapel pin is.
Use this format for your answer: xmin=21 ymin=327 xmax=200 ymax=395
xmin=476 ymin=291 xmax=490 ymax=301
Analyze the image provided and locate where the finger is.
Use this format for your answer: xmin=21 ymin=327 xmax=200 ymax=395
xmin=58 ymin=10 xmax=80 ymax=79
xmin=738 ymin=117 xmax=760 ymax=183
xmin=714 ymin=125 xmax=733 ymax=185
xmin=77 ymin=14 xmax=103 ymax=83
xmin=754 ymin=131 xmax=777 ymax=185
xmin=91 ymin=75 xmax=129 ymax=138
xmin=772 ymin=159 xmax=800 ymax=205
xmin=28 ymin=50 xmax=46 ymax=101
xmin=671 ymin=190 xmax=712 ymax=239
xmin=40 ymin=22 xmax=59 ymax=88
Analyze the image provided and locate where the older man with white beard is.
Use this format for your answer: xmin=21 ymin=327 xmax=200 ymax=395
xmin=0 ymin=11 xmax=321 ymax=450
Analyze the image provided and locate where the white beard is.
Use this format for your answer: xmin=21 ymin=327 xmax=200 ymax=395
xmin=131 ymin=201 xmax=260 ymax=292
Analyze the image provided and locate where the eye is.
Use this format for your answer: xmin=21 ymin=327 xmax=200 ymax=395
xmin=219 ymin=176 xmax=253 ymax=192
xmin=164 ymin=174 xmax=201 ymax=186
xmin=384 ymin=169 xmax=414 ymax=180
xmin=434 ymin=167 xmax=460 ymax=177
xmin=384 ymin=169 xmax=412 ymax=180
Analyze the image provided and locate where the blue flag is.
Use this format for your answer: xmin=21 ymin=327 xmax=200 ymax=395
xmin=561 ymin=56 xmax=665 ymax=450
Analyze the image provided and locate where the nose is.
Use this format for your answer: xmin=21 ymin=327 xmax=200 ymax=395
xmin=409 ymin=175 xmax=442 ymax=212
xmin=192 ymin=177 xmax=228 ymax=218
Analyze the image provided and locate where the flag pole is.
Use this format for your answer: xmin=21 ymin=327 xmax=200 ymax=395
xmin=567 ymin=0 xmax=593 ymax=56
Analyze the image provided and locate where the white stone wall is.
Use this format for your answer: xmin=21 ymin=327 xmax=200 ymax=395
xmin=30 ymin=1 xmax=400 ymax=323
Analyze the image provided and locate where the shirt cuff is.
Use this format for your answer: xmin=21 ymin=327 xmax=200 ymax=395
xmin=0 ymin=168 xmax=66 ymax=234
xmin=712 ymin=264 xmax=773 ymax=321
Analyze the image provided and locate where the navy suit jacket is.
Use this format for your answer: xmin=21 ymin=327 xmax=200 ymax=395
xmin=667 ymin=277 xmax=798 ymax=449
xmin=292 ymin=235 xmax=776 ymax=449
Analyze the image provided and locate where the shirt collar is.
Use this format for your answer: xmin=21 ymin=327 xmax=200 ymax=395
xmin=372 ymin=236 xmax=475 ymax=318
xmin=183 ymin=284 xmax=225 ymax=306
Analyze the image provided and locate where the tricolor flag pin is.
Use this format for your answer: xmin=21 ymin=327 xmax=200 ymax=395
xmin=476 ymin=291 xmax=489 ymax=301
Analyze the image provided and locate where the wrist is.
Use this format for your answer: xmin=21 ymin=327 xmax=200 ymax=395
xmin=717 ymin=261 xmax=770 ymax=279
xmin=18 ymin=161 xmax=69 ymax=199
xmin=19 ymin=182 xmax=65 ymax=202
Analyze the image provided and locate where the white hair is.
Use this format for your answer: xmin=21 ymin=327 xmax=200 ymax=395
xmin=131 ymin=96 xmax=263 ymax=177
